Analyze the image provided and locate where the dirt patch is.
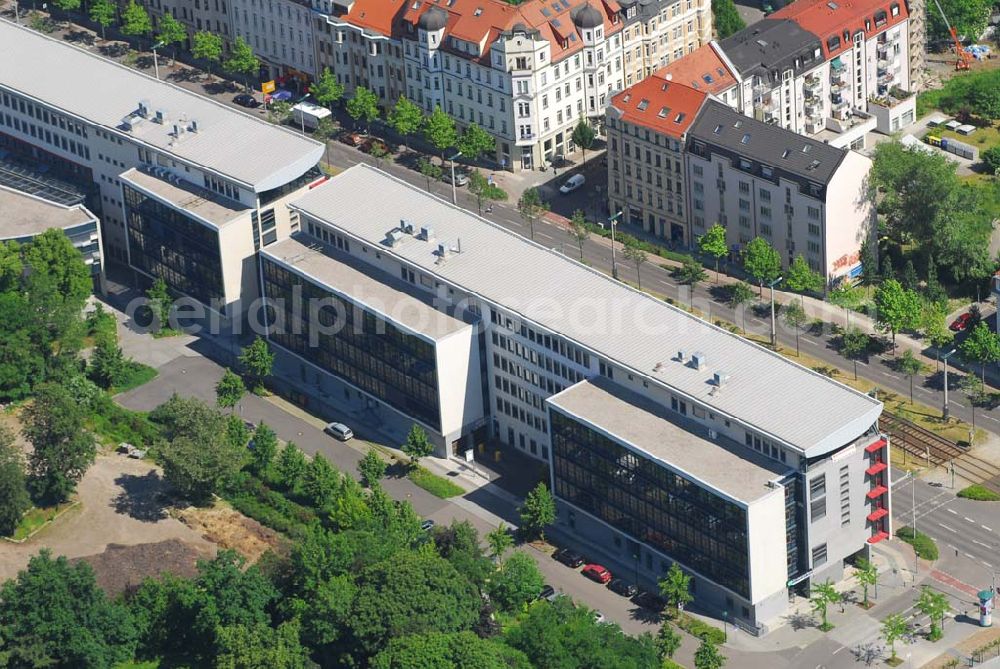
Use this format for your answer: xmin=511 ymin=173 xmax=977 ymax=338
xmin=920 ymin=625 xmax=1000 ymax=669
xmin=71 ymin=539 xmax=213 ymax=596
xmin=173 ymin=503 xmax=285 ymax=564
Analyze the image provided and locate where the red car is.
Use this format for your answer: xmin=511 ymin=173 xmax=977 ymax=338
xmin=581 ymin=564 xmax=612 ymax=584
xmin=950 ymin=312 xmax=973 ymax=331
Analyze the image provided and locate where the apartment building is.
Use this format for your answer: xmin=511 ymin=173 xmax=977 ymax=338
xmin=142 ymin=0 xmax=235 ymax=51
xmin=686 ymin=100 xmax=873 ymax=280
xmin=257 ymin=162 xmax=887 ymax=631
xmin=0 ymin=20 xmax=325 ymax=317
xmin=718 ymin=0 xmax=913 ymax=147
xmin=230 ymin=0 xmax=319 ymax=81
xmin=605 ymin=74 xmax=707 ymax=242
xmin=312 ymin=0 xmax=710 ymax=170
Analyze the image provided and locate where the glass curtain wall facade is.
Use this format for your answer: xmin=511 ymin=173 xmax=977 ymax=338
xmin=550 ymin=409 xmax=751 ymax=598
xmin=260 ymin=257 xmax=441 ymax=430
xmin=123 ymin=184 xmax=224 ymax=307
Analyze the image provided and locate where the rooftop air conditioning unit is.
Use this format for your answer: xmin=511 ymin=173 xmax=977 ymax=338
xmin=692 ymin=352 xmax=706 ymax=370
xmin=400 ymin=219 xmax=415 ymax=234
xmin=421 ymin=225 xmax=435 ymax=241
xmin=714 ymin=371 xmax=730 ymax=387
xmin=154 ymin=109 xmax=167 ymax=124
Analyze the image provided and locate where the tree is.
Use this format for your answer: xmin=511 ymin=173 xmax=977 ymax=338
xmin=22 ymin=383 xmax=96 ymax=504
xmin=52 ymin=0 xmax=81 ymax=11
xmin=517 ymin=187 xmax=549 ymax=240
xmin=656 ymin=622 xmax=682 ymax=660
xmin=711 ymin=0 xmax=745 ymax=38
xmin=743 ymin=237 xmax=782 ymax=296
xmin=276 ymin=441 xmax=307 ymax=492
xmin=694 ymin=639 xmax=727 ymax=669
xmin=88 ymin=326 xmax=127 ymax=389
xmin=728 ymin=282 xmax=756 ymax=334
xmin=424 ymin=105 xmax=458 ymax=160
xmin=560 ymin=210 xmax=589 ymax=261
xmin=382 ymin=96 xmax=421 ymax=149
xmin=0 ymin=426 xmax=30 ymax=537
xmin=855 ymin=558 xmax=878 ymax=608
xmin=486 ymin=524 xmax=514 ymax=566
xmin=519 ymin=482 xmax=556 ymax=540
xmin=224 ymin=36 xmax=259 ymax=91
xmin=156 ymin=13 xmax=186 ymax=62
xmin=215 ymin=369 xmax=246 ymax=412
xmin=698 ymin=223 xmax=728 ymax=282
xmin=418 ymin=158 xmax=442 ymax=192
xmin=239 ymin=337 xmax=274 ymax=394
xmin=146 ymin=276 xmax=172 ymax=332
xmin=267 ymin=100 xmax=293 ymax=125
xmin=313 ymin=116 xmax=336 ymax=168
xmin=840 ymin=328 xmax=869 ymax=381
xmin=961 ymin=373 xmax=985 ymax=431
xmin=622 ymin=238 xmax=648 ymax=289
xmin=916 ymin=586 xmax=950 ymax=641
xmin=658 ymin=564 xmax=693 ymax=616
xmin=216 ymin=620 xmax=308 ymax=669
xmin=970 ymin=75 xmax=1000 ymax=120
xmin=312 ymin=67 xmax=345 ymax=111
xmin=249 ymin=423 xmax=278 ymax=475
xmin=874 ymin=279 xmax=921 ymax=351
xmin=927 ymin=0 xmax=991 ymax=43
xmin=401 ymin=424 xmax=434 ymax=466
xmin=121 ymin=0 xmax=152 ymax=42
xmin=962 ymin=321 xmax=1000 ymax=383
xmin=346 ymin=86 xmax=379 ymax=131
xmin=89 ymin=0 xmax=116 ymax=39
xmin=858 ymin=237 xmax=879 ymax=294
xmin=368 ymin=140 xmax=390 ymax=169
xmin=896 ymin=349 xmax=923 ymax=404
xmin=488 ymin=551 xmax=544 ymax=612
xmin=458 ymin=123 xmax=495 ymax=161
xmin=881 ymin=613 xmax=909 ymax=662
xmin=672 ymin=255 xmax=706 ymax=288
xmin=901 ymin=259 xmax=919 ymax=291
xmin=783 ymin=300 xmax=808 ymax=357
xmin=571 ymin=118 xmax=596 ymax=163
xmin=161 ymin=432 xmax=245 ymax=504
xmin=0 ymin=551 xmax=137 ymax=667
xmin=924 ymin=255 xmax=947 ymax=306
xmin=357 ymin=448 xmax=387 ymax=488
xmin=373 ymin=631 xmax=530 ymax=669
xmin=983 ymin=146 xmax=1000 ymax=175
xmin=785 ymin=254 xmax=824 ymax=294
xmin=810 ymin=579 xmax=840 ymax=631
xmin=468 ymin=169 xmax=507 ymax=215
xmin=881 ymin=255 xmax=895 ymax=282
xmin=192 ymin=31 xmax=224 ymax=76
xmin=302 ymin=453 xmax=339 ymax=508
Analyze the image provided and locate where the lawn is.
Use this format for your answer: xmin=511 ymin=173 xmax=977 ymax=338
xmin=895 ymin=525 xmax=939 ymax=560
xmin=9 ymin=501 xmax=77 ymax=541
xmin=957 ymin=484 xmax=1000 ymax=501
xmin=110 ymin=362 xmax=158 ymax=395
xmin=408 ymin=465 xmax=466 ymax=498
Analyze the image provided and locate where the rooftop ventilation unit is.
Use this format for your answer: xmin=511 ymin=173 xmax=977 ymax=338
xmin=400 ymin=219 xmax=415 ymax=234
xmin=172 ymin=123 xmax=185 ymax=139
xmin=437 ymin=242 xmax=450 ymax=259
xmin=691 ymin=352 xmax=706 ymax=370
xmin=188 ymin=119 xmax=199 ymax=133
xmin=137 ymin=100 xmax=150 ymax=118
xmin=713 ymin=371 xmax=730 ymax=387
xmin=420 ymin=225 xmax=435 ymax=241
xmin=386 ymin=229 xmax=405 ymax=247
xmin=676 ymin=349 xmax=687 ymax=363
xmin=154 ymin=109 xmax=167 ymax=124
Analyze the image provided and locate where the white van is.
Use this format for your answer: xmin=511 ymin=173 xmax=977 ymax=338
xmin=292 ymin=101 xmax=332 ymax=130
xmin=324 ymin=422 xmax=354 ymax=441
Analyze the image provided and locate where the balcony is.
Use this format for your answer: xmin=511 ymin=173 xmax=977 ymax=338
xmin=804 ymin=77 xmax=822 ymax=92
xmin=867 ymin=531 xmax=890 ymax=544
xmin=866 ymin=485 xmax=888 ymax=500
xmin=865 ymin=438 xmax=888 ymax=453
xmin=867 ymin=507 xmax=889 ymax=523
xmin=866 ymin=461 xmax=888 ymax=476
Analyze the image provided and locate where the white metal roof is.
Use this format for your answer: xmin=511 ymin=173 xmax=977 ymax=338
xmin=0 ymin=183 xmax=96 ymax=239
xmin=290 ymin=164 xmax=882 ymax=455
xmin=0 ymin=20 xmax=324 ymax=190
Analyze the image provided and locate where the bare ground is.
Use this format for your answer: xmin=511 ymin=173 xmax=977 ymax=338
xmin=172 ymin=503 xmax=286 ymax=564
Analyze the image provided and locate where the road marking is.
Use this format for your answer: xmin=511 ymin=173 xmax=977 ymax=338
xmin=985 ymin=416 xmax=1000 ymax=423
xmin=966 ymin=516 xmax=977 ymax=523
xmin=948 ymin=508 xmax=958 ymax=515
xmin=939 ymin=523 xmax=957 ymax=533
xmin=986 ymin=561 xmax=993 ymax=568
xmin=802 ymin=337 xmax=818 ymax=346
xmin=983 ymin=525 xmax=993 ymax=532
xmin=953 ymin=402 xmax=967 ymax=408
xmin=966 ymin=553 xmax=977 ymax=560
xmin=974 ymin=540 xmax=992 ymax=549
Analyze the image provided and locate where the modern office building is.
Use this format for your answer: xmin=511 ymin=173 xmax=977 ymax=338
xmin=0 ymin=19 xmax=325 ymax=316
xmin=0 ymin=182 xmax=104 ymax=291
xmin=311 ymin=0 xmax=711 ymax=170
xmin=260 ymin=163 xmax=888 ymax=630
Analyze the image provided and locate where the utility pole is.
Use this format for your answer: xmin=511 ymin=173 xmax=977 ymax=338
xmin=608 ymin=210 xmax=622 ymax=280
xmin=769 ymin=275 xmax=783 ymax=348
xmin=151 ymin=40 xmax=165 ymax=81
xmin=449 ymin=151 xmax=462 ymax=205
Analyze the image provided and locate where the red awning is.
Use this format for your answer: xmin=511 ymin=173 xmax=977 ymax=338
xmin=866 ymin=461 xmax=888 ymax=476
xmin=867 ymin=485 xmax=888 ymax=499
xmin=867 ymin=507 xmax=889 ymax=522
xmin=867 ymin=531 xmax=890 ymax=544
xmin=865 ymin=438 xmax=888 ymax=453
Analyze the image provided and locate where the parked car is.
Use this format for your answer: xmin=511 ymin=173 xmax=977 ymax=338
xmin=442 ymin=168 xmax=470 ymax=187
xmin=632 ymin=590 xmax=666 ymax=612
xmin=950 ymin=312 xmax=974 ymax=331
xmin=538 ymin=584 xmax=556 ymax=601
xmin=559 ymin=174 xmax=585 ymax=194
xmin=420 ymin=519 xmax=436 ymax=531
xmin=581 ymin=563 xmax=612 ymax=584
xmin=340 ymin=131 xmax=367 ymax=147
xmin=233 ymin=93 xmax=260 ymax=108
xmin=324 ymin=422 xmax=354 ymax=441
xmin=608 ymin=578 xmax=638 ymax=598
xmin=554 ymin=549 xmax=586 ymax=568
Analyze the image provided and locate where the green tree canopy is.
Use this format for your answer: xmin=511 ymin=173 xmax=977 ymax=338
xmin=216 ymin=368 xmax=246 ymax=411
xmin=694 ymin=639 xmax=727 ymax=669
xmin=571 ymin=118 xmax=596 ymax=163
xmin=568 ymin=210 xmax=590 ymax=260
xmin=783 ymin=299 xmax=808 ymax=356
xmin=712 ymin=0 xmax=745 ymax=38
xmin=873 ymin=279 xmax=921 ymax=349
xmin=840 ymin=327 xmax=869 ymax=380
xmin=156 ymin=13 xmax=187 ymax=59
xmin=387 ymin=96 xmax=423 ymax=146
xmin=192 ymin=31 xmax=224 ymax=74
xmin=372 ymin=631 xmax=531 ymax=669
xmin=622 ymin=238 xmax=648 ymax=289
xmin=250 ymin=422 xmax=278 ymax=475
xmin=418 ymin=158 xmax=443 ymax=191
xmin=0 ymin=425 xmax=30 ymax=537
xmin=896 ymin=349 xmax=923 ymax=404
xmin=402 ymin=424 xmax=434 ymax=466
xmin=216 ymin=620 xmax=308 ymax=669
xmin=357 ymin=448 xmax=387 ymax=488
xmin=517 ymin=186 xmax=549 ymax=240
xmin=519 ymin=482 xmax=556 ymax=540
xmin=961 ymin=321 xmax=1000 ymax=382
xmin=346 ymin=86 xmax=380 ymax=131
xmin=698 ymin=223 xmax=728 ymax=281
xmin=23 ymin=382 xmax=97 ymax=504
xmin=927 ymin=0 xmax=992 ymax=43
xmin=916 ymin=586 xmax=950 ymax=641
xmin=881 ymin=613 xmax=909 ymax=661
xmin=468 ymin=169 xmax=508 ymax=215
xmin=121 ymin=0 xmax=152 ymax=38
xmin=424 ymin=106 xmax=458 ymax=159
xmin=658 ymin=563 xmax=693 ymax=615
xmin=89 ymin=0 xmax=116 ymax=38
xmin=224 ymin=36 xmax=259 ymax=89
xmin=312 ymin=67 xmax=345 ymax=110
xmin=672 ymin=255 xmax=706 ymax=288
xmin=487 ymin=551 xmax=544 ymax=612
xmin=743 ymin=237 xmax=782 ymax=294
xmin=239 ymin=337 xmax=274 ymax=393
xmin=810 ymin=580 xmax=840 ymax=631
xmin=458 ymin=123 xmax=495 ymax=161
xmin=785 ymin=254 xmax=824 ymax=294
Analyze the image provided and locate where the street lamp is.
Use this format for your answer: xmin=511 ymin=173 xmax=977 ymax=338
xmin=769 ymin=275 xmax=783 ymax=348
xmin=608 ymin=210 xmax=623 ymax=280
xmin=151 ymin=40 xmax=166 ymax=81
xmin=722 ymin=610 xmax=729 ymax=642
xmin=942 ymin=348 xmax=957 ymax=421
xmin=449 ymin=151 xmax=462 ymax=205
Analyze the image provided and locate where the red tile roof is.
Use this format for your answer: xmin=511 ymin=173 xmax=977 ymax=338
xmin=608 ymin=75 xmax=707 ymax=139
xmin=772 ymin=0 xmax=909 ymax=59
xmin=655 ymin=43 xmax=736 ymax=96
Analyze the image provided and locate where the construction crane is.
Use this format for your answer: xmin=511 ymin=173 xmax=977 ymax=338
xmin=931 ymin=0 xmax=971 ymax=70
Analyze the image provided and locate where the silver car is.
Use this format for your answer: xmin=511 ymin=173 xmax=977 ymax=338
xmin=324 ymin=422 xmax=354 ymax=441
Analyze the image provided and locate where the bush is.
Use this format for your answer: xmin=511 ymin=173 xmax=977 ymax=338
xmin=957 ymin=484 xmax=1000 ymax=501
xmin=675 ymin=612 xmax=726 ymax=645
xmin=661 ymin=660 xmax=686 ymax=669
xmin=408 ymin=466 xmax=465 ymax=498
xmin=896 ymin=526 xmax=939 ymax=560
xmin=222 ymin=471 xmax=316 ymax=540
xmin=87 ymin=392 xmax=162 ymax=447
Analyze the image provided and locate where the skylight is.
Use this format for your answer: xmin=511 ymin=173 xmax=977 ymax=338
xmin=713 ymin=124 xmax=722 ymax=134
xmin=802 ymin=144 xmax=811 ymax=153
xmin=637 ymin=99 xmax=650 ymax=111
xmin=703 ymin=74 xmax=714 ymax=84
xmin=741 ymin=133 xmax=751 ymax=144
xmin=781 ymin=149 xmax=790 ymax=158
xmin=674 ymin=112 xmax=686 ymax=123
xmin=658 ymin=107 xmax=669 ymax=118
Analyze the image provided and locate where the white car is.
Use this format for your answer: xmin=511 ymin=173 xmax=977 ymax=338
xmin=559 ymin=174 xmax=586 ymax=194
xmin=324 ymin=422 xmax=354 ymax=441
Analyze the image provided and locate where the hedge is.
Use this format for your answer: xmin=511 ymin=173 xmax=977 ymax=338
xmin=675 ymin=612 xmax=727 ymax=645
xmin=895 ymin=526 xmax=939 ymax=560
xmin=957 ymin=484 xmax=1000 ymax=502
